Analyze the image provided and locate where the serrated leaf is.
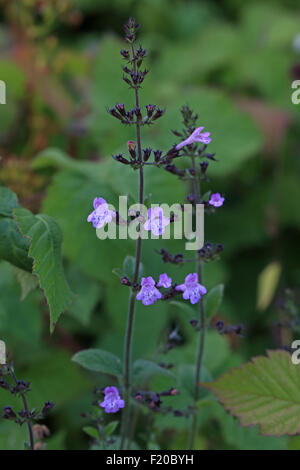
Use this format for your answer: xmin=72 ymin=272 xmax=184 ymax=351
xmin=257 ymin=262 xmax=281 ymax=311
xmin=205 ymin=284 xmax=224 ymax=319
xmin=83 ymin=426 xmax=99 ymax=439
xmin=72 ymin=348 xmax=122 ymax=377
xmin=0 ymin=187 xmax=32 ymax=272
xmin=12 ymin=266 xmax=39 ymax=301
xmin=202 ymin=350 xmax=300 ymax=436
xmin=14 ymin=207 xmax=74 ymax=332
xmin=133 ymin=359 xmax=175 ymax=385
xmin=105 ymin=421 xmax=118 ymax=437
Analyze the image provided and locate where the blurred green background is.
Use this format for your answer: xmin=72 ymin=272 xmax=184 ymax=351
xmin=0 ymin=0 xmax=300 ymax=450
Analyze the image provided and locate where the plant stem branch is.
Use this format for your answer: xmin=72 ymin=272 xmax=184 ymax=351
xmin=120 ymin=44 xmax=144 ymax=450
xmin=188 ymin=156 xmax=206 ymax=450
xmin=9 ymin=365 xmax=34 ymax=451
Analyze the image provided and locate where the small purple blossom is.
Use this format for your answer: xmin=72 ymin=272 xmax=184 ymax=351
xmin=100 ymin=386 xmax=125 ymax=414
xmin=209 ymin=193 xmax=225 ymax=208
xmin=175 ymin=273 xmax=207 ymax=305
xmin=143 ymin=207 xmax=170 ymax=236
xmin=87 ymin=197 xmax=116 ymax=229
xmin=136 ymin=276 xmax=162 ymax=306
xmin=175 ymin=126 xmax=211 ymax=150
xmin=157 ymin=273 xmax=172 ymax=288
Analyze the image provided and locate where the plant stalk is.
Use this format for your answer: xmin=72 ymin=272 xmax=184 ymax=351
xmin=120 ymin=44 xmax=144 ymax=450
xmin=188 ymin=155 xmax=206 ymax=450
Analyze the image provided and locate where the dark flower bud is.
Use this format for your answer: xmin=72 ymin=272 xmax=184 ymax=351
xmin=127 ymin=141 xmax=136 ymax=160
xmin=136 ymin=46 xmax=147 ymax=58
xmin=120 ymin=49 xmax=130 ymax=60
xmin=122 ymin=66 xmax=131 ymax=75
xmin=174 ymin=254 xmax=183 ymax=263
xmin=154 ymin=150 xmax=162 ymax=163
xmin=200 ymin=161 xmax=209 ymax=174
xmin=172 ymin=129 xmax=183 ymax=137
xmin=215 ymin=320 xmax=224 ymax=331
xmin=122 ymin=75 xmax=132 ymax=87
xmin=143 ymin=148 xmax=152 ymax=162
xmin=152 ymin=108 xmax=165 ymax=121
xmin=146 ymin=104 xmax=156 ymax=118
xmin=3 ymin=406 xmax=16 ymax=419
xmin=215 ymin=243 xmax=224 ymax=254
xmin=0 ymin=380 xmax=9 ymax=390
xmin=18 ymin=409 xmax=27 ymax=418
xmin=187 ymin=194 xmax=195 ymax=203
xmin=115 ymin=103 xmax=126 ymax=117
xmin=164 ymin=164 xmax=185 ymax=177
xmin=198 ymin=248 xmax=206 ymax=258
xmin=42 ymin=401 xmax=55 ymax=414
xmin=205 ymin=242 xmax=212 ymax=252
xmin=135 ymin=393 xmax=143 ymax=401
xmin=188 ymin=168 xmax=196 ymax=176
xmin=173 ymin=410 xmax=184 ymax=417
xmin=170 ymin=388 xmax=179 ymax=396
xmin=126 ymin=109 xmax=135 ymax=121
xmin=108 ymin=107 xmax=123 ymax=120
xmin=190 ymin=319 xmax=199 ymax=327
xmin=121 ymin=276 xmax=131 ymax=286
xmin=134 ymin=107 xmax=142 ymax=119
xmin=113 ymin=154 xmax=130 ymax=165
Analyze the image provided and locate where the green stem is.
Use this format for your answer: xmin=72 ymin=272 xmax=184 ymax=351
xmin=120 ymin=44 xmax=144 ymax=450
xmin=188 ymin=156 xmax=206 ymax=450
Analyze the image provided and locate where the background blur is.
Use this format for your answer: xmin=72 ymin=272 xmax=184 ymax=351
xmin=0 ymin=0 xmax=300 ymax=450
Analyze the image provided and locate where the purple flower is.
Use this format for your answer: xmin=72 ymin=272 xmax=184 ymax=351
xmin=157 ymin=273 xmax=172 ymax=288
xmin=143 ymin=207 xmax=170 ymax=236
xmin=209 ymin=193 xmax=224 ymax=208
xmin=100 ymin=386 xmax=125 ymax=414
xmin=87 ymin=197 xmax=116 ymax=229
xmin=175 ymin=273 xmax=207 ymax=305
xmin=175 ymin=126 xmax=211 ymax=150
xmin=136 ymin=276 xmax=162 ymax=306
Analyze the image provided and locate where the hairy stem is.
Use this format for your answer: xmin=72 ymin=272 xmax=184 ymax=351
xmin=188 ymin=156 xmax=206 ymax=450
xmin=9 ymin=365 xmax=34 ymax=450
xmin=120 ymin=44 xmax=144 ymax=450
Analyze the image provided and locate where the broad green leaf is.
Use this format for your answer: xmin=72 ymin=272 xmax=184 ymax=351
xmin=256 ymin=262 xmax=281 ymax=311
xmin=72 ymin=348 xmax=122 ymax=377
xmin=133 ymin=359 xmax=175 ymax=384
xmin=105 ymin=421 xmax=119 ymax=437
xmin=12 ymin=266 xmax=39 ymax=301
xmin=205 ymin=284 xmax=224 ymax=319
xmin=202 ymin=350 xmax=300 ymax=436
xmin=66 ymin=265 xmax=100 ymax=326
xmin=14 ymin=207 xmax=74 ymax=332
xmin=170 ymin=300 xmax=196 ymax=319
xmin=83 ymin=426 xmax=99 ymax=439
xmin=122 ymin=256 xmax=143 ymax=280
xmin=0 ymin=187 xmax=31 ymax=272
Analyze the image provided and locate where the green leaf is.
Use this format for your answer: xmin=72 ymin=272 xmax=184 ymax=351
xmin=170 ymin=300 xmax=196 ymax=319
xmin=12 ymin=266 xmax=39 ymax=301
xmin=104 ymin=421 xmax=119 ymax=437
xmin=205 ymin=284 xmax=224 ymax=319
xmin=83 ymin=426 xmax=99 ymax=439
xmin=133 ymin=359 xmax=175 ymax=385
xmin=202 ymin=350 xmax=300 ymax=436
xmin=0 ymin=187 xmax=31 ymax=272
xmin=14 ymin=207 xmax=74 ymax=332
xmin=72 ymin=348 xmax=122 ymax=377
xmin=122 ymin=256 xmax=143 ymax=280
xmin=256 ymin=262 xmax=281 ymax=311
